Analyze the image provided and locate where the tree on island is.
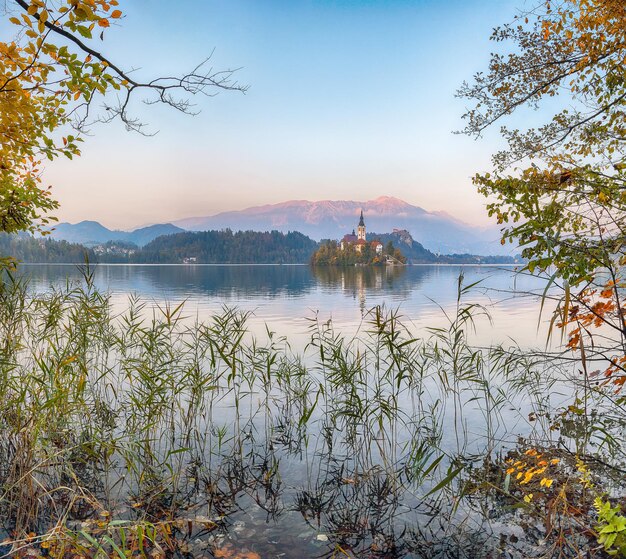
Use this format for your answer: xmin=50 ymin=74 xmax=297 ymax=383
xmin=383 ymin=239 xmax=405 ymax=262
xmin=311 ymin=238 xmax=406 ymax=266
xmin=0 ymin=0 xmax=244 ymax=248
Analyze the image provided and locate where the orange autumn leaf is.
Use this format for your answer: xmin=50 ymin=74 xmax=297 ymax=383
xmin=214 ymin=545 xmax=261 ymax=559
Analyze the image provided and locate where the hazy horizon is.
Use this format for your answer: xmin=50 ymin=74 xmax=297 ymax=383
xmin=59 ymin=195 xmax=494 ymax=232
xmin=39 ymin=0 xmax=524 ymax=230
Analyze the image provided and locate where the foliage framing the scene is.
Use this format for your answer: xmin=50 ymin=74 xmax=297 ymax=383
xmin=459 ymin=0 xmax=626 ymax=284
xmin=460 ymin=1 xmax=626 ymax=555
xmin=460 ymin=1 xmax=626 ymax=397
xmin=0 ymin=0 xmax=245 ymax=239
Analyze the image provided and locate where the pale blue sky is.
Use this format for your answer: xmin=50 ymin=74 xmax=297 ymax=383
xmin=43 ymin=0 xmax=522 ymax=229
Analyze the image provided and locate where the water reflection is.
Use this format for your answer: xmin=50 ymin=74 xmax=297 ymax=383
xmin=1 ymin=267 xmax=574 ymax=559
xmin=18 ymin=263 xmax=548 ymax=346
xmin=22 ymin=264 xmax=317 ymax=299
xmin=311 ymin=266 xmax=413 ymax=313
xmin=20 ymin=264 xmax=530 ymax=303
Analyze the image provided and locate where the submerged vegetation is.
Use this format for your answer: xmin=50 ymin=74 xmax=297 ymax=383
xmin=0 ymin=267 xmax=625 ymax=558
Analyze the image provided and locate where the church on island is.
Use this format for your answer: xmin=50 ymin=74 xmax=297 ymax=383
xmin=340 ymin=210 xmax=383 ymax=254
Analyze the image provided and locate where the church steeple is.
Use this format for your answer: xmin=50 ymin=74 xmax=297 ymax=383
xmin=357 ymin=209 xmax=366 ymax=241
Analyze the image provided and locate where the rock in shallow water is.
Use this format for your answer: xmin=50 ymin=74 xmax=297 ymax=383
xmin=315 ymin=534 xmax=329 ymax=542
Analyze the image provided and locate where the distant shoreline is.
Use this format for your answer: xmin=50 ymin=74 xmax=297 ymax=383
xmin=16 ymin=262 xmax=522 ymax=268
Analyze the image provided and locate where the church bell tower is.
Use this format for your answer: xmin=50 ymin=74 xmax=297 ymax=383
xmin=357 ymin=210 xmax=366 ymax=241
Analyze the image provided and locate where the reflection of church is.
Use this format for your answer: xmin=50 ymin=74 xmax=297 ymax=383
xmin=340 ymin=211 xmax=383 ymax=255
xmin=310 ymin=264 xmax=408 ymax=315
xmin=341 ymin=267 xmax=385 ymax=313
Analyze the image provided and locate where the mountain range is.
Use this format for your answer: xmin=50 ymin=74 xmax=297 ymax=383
xmin=48 ymin=196 xmax=506 ymax=255
xmin=48 ymin=221 xmax=184 ymax=247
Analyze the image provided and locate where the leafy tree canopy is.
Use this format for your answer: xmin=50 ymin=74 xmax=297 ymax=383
xmin=461 ymin=0 xmax=626 ymax=398
xmin=0 ymin=0 xmax=244 ymax=237
xmin=459 ymin=0 xmax=626 ymax=284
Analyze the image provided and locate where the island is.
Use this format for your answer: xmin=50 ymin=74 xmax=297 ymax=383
xmin=0 ymin=218 xmax=522 ymax=266
xmin=310 ymin=211 xmax=407 ymax=266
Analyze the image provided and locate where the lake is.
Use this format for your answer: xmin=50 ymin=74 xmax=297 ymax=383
xmin=19 ymin=263 xmax=550 ymax=348
xmin=6 ymin=264 xmax=566 ymax=558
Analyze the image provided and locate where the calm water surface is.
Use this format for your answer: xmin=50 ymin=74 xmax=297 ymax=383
xmin=20 ymin=264 xmax=549 ymax=348
xmin=11 ymin=264 xmax=561 ymax=558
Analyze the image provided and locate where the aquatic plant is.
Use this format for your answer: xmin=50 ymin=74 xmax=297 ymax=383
xmin=0 ymin=267 xmax=625 ymax=558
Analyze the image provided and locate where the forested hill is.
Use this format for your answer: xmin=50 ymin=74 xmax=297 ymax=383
xmin=1 ymin=229 xmax=519 ymax=265
xmin=0 ymin=230 xmax=316 ymax=264
xmin=133 ymin=230 xmax=317 ymax=264
xmin=0 ymin=233 xmax=93 ymax=263
xmin=368 ymin=230 xmax=520 ymax=264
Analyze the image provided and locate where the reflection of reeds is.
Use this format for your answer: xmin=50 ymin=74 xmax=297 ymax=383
xmin=0 ymin=267 xmax=619 ymax=558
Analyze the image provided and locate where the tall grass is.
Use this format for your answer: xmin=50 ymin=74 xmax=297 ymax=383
xmin=0 ymin=267 xmax=624 ymax=558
